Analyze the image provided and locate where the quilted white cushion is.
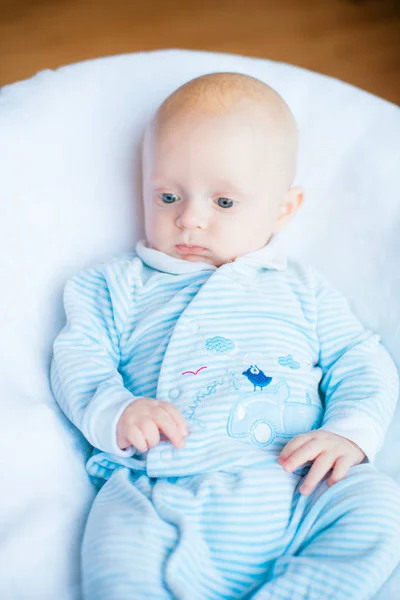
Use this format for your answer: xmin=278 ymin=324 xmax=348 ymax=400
xmin=0 ymin=49 xmax=399 ymax=599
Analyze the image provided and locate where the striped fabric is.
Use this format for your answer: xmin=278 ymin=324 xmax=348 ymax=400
xmin=81 ymin=464 xmax=400 ymax=600
xmin=50 ymin=238 xmax=400 ymax=599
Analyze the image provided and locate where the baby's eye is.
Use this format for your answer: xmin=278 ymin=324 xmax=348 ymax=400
xmin=160 ymin=192 xmax=179 ymax=204
xmin=217 ymin=197 xmax=234 ymax=209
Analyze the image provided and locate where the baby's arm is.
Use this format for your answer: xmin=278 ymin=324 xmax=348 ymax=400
xmin=279 ymin=269 xmax=399 ymax=493
xmin=50 ymin=262 xmax=186 ymax=456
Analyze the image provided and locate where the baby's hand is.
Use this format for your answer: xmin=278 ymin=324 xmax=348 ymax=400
xmin=116 ymin=398 xmax=188 ymax=453
xmin=278 ymin=430 xmax=366 ymax=496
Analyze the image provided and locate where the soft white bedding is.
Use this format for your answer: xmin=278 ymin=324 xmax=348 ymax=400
xmin=0 ymin=48 xmax=399 ymax=599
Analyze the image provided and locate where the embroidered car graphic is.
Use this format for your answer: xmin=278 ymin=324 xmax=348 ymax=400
xmin=227 ymin=381 xmax=323 ymax=448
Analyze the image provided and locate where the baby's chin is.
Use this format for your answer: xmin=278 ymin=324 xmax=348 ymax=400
xmin=177 ymin=253 xmax=234 ymax=268
xmin=181 ymin=254 xmax=211 ymax=262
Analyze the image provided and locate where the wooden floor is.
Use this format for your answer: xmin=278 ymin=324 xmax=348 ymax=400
xmin=0 ymin=0 xmax=399 ymax=104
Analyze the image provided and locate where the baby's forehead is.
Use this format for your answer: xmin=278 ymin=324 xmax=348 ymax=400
xmin=147 ymin=105 xmax=289 ymax=162
xmin=146 ymin=108 xmax=294 ymax=177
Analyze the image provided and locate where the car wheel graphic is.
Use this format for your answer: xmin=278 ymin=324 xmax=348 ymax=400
xmin=250 ymin=419 xmax=275 ymax=448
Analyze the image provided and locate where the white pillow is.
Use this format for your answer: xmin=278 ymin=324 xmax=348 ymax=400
xmin=0 ymin=49 xmax=399 ymax=599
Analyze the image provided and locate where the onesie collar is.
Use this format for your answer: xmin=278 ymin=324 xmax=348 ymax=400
xmin=136 ymin=237 xmax=287 ymax=275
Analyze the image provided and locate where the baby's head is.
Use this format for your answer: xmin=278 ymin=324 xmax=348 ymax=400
xmin=141 ymin=72 xmax=303 ymax=267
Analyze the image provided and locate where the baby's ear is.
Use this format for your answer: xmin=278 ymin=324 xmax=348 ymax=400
xmin=272 ymin=186 xmax=304 ymax=233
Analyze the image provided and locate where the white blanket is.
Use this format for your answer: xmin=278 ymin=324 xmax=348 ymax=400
xmin=0 ymin=48 xmax=399 ymax=599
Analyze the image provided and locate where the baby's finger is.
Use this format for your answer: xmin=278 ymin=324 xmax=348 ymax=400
xmin=299 ymin=453 xmax=335 ymax=496
xmin=128 ymin=424 xmax=148 ymax=453
xmin=278 ymin=433 xmax=313 ymax=464
xmin=140 ymin=418 xmax=161 ymax=449
xmin=154 ymin=408 xmax=186 ymax=449
xmin=328 ymin=455 xmax=352 ymax=486
xmin=160 ymin=402 xmax=189 ymax=436
xmin=281 ymin=438 xmax=324 ymax=473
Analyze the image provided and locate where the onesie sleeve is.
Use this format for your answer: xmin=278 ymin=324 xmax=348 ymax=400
xmin=312 ymin=271 xmax=399 ymax=463
xmin=50 ymin=261 xmax=138 ymax=458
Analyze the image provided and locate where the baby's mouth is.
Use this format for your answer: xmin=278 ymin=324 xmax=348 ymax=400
xmin=175 ymin=244 xmax=208 ymax=256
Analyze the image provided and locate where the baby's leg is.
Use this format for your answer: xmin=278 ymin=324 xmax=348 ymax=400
xmin=81 ymin=467 xmax=176 ymax=600
xmin=251 ymin=463 xmax=400 ymax=600
xmin=82 ymin=466 xmax=239 ymax=600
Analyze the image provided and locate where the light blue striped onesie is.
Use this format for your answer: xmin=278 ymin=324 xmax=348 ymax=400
xmin=50 ymin=238 xmax=400 ymax=600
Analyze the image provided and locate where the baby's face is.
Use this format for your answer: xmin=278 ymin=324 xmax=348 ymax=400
xmin=142 ymin=102 xmax=301 ymax=267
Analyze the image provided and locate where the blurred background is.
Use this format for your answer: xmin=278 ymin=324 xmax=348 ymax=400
xmin=0 ymin=0 xmax=399 ymax=103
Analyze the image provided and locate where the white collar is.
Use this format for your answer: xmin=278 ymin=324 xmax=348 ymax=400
xmin=135 ymin=237 xmax=287 ymax=275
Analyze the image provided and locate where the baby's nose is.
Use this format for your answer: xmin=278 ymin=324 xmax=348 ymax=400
xmin=176 ymin=201 xmax=208 ymax=229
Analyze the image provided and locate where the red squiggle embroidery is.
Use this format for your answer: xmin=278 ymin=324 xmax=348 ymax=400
xmin=182 ymin=366 xmax=208 ymax=376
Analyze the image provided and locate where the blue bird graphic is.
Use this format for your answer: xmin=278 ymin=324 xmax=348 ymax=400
xmin=242 ymin=365 xmax=272 ymax=391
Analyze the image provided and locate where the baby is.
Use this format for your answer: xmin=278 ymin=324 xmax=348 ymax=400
xmin=50 ymin=73 xmax=400 ymax=600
